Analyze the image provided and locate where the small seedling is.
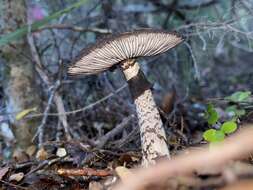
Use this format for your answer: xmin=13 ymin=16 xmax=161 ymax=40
xmin=203 ymin=90 xmax=252 ymax=145
xmin=203 ymin=120 xmax=237 ymax=144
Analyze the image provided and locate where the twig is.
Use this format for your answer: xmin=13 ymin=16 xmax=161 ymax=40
xmin=103 ymin=73 xmax=135 ymax=112
xmin=0 ymin=180 xmax=28 ymax=190
xmin=57 ymin=167 xmax=112 ymax=177
xmin=53 ymin=92 xmax=72 ymax=140
xmin=114 ymin=125 xmax=253 ymax=190
xmin=117 ymin=126 xmax=139 ymax=148
xmin=25 ymin=158 xmax=62 ymax=178
xmin=95 ymin=115 xmax=134 ymax=148
xmin=0 ymin=84 xmax=128 ymax=118
xmin=27 ymin=84 xmax=128 ymax=117
xmin=184 ymin=42 xmax=200 ymax=80
xmin=27 ymin=22 xmax=72 ymax=141
xmin=178 ymin=0 xmax=218 ymax=10
xmin=36 ymin=24 xmax=112 ymax=34
xmin=32 ymin=81 xmax=60 ymax=147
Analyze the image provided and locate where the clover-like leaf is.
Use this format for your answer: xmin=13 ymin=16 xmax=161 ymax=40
xmin=206 ymin=104 xmax=219 ymax=125
xmin=225 ymin=105 xmax=246 ymax=117
xmin=203 ymin=129 xmax=225 ymax=142
xmin=225 ymin=91 xmax=251 ymax=103
xmin=213 ymin=130 xmax=225 ymax=142
xmin=221 ymin=121 xmax=237 ymax=134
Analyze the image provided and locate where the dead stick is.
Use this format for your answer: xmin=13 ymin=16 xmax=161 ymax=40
xmin=57 ymin=168 xmax=112 ymax=177
xmin=27 ymin=23 xmax=71 ymax=141
xmin=95 ymin=115 xmax=134 ymax=148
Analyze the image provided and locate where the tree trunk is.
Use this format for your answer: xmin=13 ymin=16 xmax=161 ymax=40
xmin=0 ymin=0 xmax=41 ymax=149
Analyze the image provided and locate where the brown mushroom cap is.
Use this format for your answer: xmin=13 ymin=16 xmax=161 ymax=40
xmin=68 ymin=29 xmax=184 ymax=75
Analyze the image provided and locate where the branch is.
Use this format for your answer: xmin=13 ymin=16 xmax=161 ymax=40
xmin=57 ymin=167 xmax=112 ymax=177
xmin=27 ymin=23 xmax=71 ymax=141
xmin=178 ymin=0 xmax=218 ymax=10
xmin=36 ymin=24 xmax=112 ymax=34
xmin=27 ymin=84 xmax=128 ymax=117
xmin=32 ymin=81 xmax=60 ymax=147
xmin=95 ymin=115 xmax=134 ymax=148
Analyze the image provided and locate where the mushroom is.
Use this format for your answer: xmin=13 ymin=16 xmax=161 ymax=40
xmin=68 ymin=29 xmax=184 ymax=166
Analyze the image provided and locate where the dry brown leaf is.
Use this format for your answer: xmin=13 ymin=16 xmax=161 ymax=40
xmin=13 ymin=149 xmax=30 ymax=162
xmin=36 ymin=147 xmax=48 ymax=160
xmin=26 ymin=145 xmax=37 ymax=157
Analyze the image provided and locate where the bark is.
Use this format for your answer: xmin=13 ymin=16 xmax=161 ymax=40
xmin=121 ymin=59 xmax=170 ymax=167
xmin=0 ymin=0 xmax=41 ymax=149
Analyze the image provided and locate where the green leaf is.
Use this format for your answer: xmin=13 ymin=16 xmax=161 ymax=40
xmin=235 ymin=109 xmax=246 ymax=116
xmin=16 ymin=107 xmax=37 ymax=121
xmin=0 ymin=0 xmax=89 ymax=46
xmin=225 ymin=91 xmax=251 ymax=103
xmin=225 ymin=105 xmax=246 ymax=117
xmin=206 ymin=104 xmax=219 ymax=125
xmin=221 ymin=121 xmax=237 ymax=134
xmin=207 ymin=111 xmax=219 ymax=125
xmin=203 ymin=129 xmax=225 ymax=142
xmin=214 ymin=130 xmax=225 ymax=142
xmin=207 ymin=103 xmax=214 ymax=113
xmin=203 ymin=129 xmax=216 ymax=142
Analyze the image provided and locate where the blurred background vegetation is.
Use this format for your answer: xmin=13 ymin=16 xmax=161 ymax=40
xmin=0 ymin=0 xmax=252 ymax=158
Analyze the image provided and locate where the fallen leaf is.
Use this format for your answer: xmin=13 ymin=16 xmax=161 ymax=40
xmin=0 ymin=167 xmax=9 ymax=180
xmin=56 ymin=147 xmax=67 ymax=158
xmin=15 ymin=107 xmax=37 ymax=120
xmin=13 ymin=149 xmax=30 ymax=162
xmin=9 ymin=172 xmax=24 ymax=182
xmin=36 ymin=147 xmax=48 ymax=160
xmin=26 ymin=145 xmax=37 ymax=157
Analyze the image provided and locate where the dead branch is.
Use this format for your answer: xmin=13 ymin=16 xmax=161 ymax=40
xmin=114 ymin=126 xmax=253 ymax=190
xmin=27 ymin=84 xmax=128 ymax=117
xmin=27 ymin=23 xmax=72 ymax=142
xmin=178 ymin=0 xmax=218 ymax=10
xmin=95 ymin=115 xmax=134 ymax=148
xmin=57 ymin=167 xmax=112 ymax=177
xmin=32 ymin=81 xmax=60 ymax=146
xmin=35 ymin=24 xmax=111 ymax=34
xmin=0 ymin=179 xmax=28 ymax=190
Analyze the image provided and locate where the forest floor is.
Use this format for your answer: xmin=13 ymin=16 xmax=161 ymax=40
xmin=0 ymin=52 xmax=253 ymax=190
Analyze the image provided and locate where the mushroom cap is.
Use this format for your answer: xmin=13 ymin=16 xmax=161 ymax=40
xmin=68 ymin=29 xmax=184 ymax=75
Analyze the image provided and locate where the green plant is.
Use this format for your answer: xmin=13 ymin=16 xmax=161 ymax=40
xmin=225 ymin=91 xmax=251 ymax=103
xmin=203 ymin=120 xmax=237 ymax=143
xmin=203 ymin=91 xmax=252 ymax=144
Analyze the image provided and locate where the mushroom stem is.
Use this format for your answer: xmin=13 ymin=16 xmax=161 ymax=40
xmin=121 ymin=59 xmax=170 ymax=166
